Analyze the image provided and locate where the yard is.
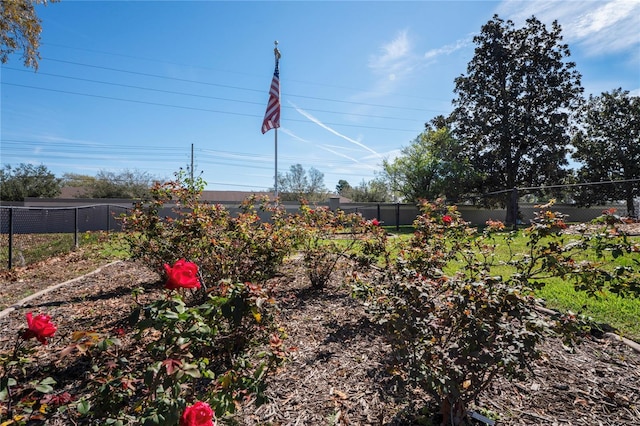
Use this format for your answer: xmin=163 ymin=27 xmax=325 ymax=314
xmin=1 ymin=223 xmax=639 ymax=424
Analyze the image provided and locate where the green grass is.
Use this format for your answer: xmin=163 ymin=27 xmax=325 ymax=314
xmin=457 ymin=231 xmax=640 ymax=341
xmin=385 ymin=225 xmax=416 ymax=235
xmin=367 ymin=228 xmax=640 ymax=341
xmin=0 ymin=232 xmax=130 ymax=268
xmin=537 ymin=277 xmax=640 ymax=340
xmin=0 ymin=233 xmax=73 ymax=267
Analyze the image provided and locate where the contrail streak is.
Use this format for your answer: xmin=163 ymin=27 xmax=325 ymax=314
xmin=291 ymin=103 xmax=382 ymax=157
xmin=280 ymin=128 xmax=362 ymax=163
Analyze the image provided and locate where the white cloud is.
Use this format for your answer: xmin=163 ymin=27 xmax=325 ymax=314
xmin=367 ymin=30 xmax=419 ymax=93
xmin=369 ymin=30 xmax=411 ymax=72
xmin=496 ymin=0 xmax=640 ymax=56
xmin=424 ymin=36 xmax=472 ymax=61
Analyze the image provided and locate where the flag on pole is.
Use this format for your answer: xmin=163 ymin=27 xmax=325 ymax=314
xmin=261 ymin=57 xmax=280 ymax=134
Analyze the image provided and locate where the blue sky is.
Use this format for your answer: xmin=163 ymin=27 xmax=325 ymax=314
xmin=2 ymin=0 xmax=639 ymax=193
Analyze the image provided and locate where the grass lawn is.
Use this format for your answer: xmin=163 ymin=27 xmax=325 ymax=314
xmin=0 ymin=232 xmax=129 ymax=268
xmin=463 ymin=230 xmax=640 ymax=341
xmin=537 ymin=277 xmax=640 ymax=340
xmin=382 ymin=226 xmax=640 ymax=341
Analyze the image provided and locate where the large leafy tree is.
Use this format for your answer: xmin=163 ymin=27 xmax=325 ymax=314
xmin=0 ymin=163 xmax=61 ymax=200
xmin=382 ymin=118 xmax=472 ymax=203
xmin=62 ymin=170 xmax=155 ymax=199
xmin=572 ymin=89 xmax=640 ymax=217
xmin=1 ymin=0 xmax=58 ymax=70
xmin=276 ymin=164 xmax=328 ymax=202
xmin=61 ymin=172 xmax=97 ymax=190
xmin=451 ymin=15 xmax=583 ymax=223
xmin=335 ymin=179 xmax=351 ymax=195
xmin=337 ymin=178 xmax=392 ymax=202
xmin=88 ymin=169 xmax=155 ymax=199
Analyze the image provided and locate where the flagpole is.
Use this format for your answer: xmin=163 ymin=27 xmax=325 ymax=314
xmin=273 ymin=41 xmax=280 ymax=199
xmin=274 ymin=127 xmax=278 ymax=198
xmin=262 ymin=40 xmax=281 ymax=199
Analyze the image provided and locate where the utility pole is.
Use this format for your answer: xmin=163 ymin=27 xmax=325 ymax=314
xmin=190 ymin=143 xmax=194 ymax=184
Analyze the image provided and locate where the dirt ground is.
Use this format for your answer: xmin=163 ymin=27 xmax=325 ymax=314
xmin=1 ymin=248 xmax=639 ymax=425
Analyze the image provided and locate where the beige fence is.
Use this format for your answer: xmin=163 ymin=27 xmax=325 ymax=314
xmin=336 ymin=201 xmax=627 ymax=227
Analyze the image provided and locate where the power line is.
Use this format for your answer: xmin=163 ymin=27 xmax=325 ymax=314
xmin=1 ymin=139 xmax=374 ymax=167
xmin=40 ymin=57 xmax=443 ymax=113
xmin=3 ymin=66 xmax=427 ymax=123
xmin=478 ymin=179 xmax=640 ymax=197
xmin=42 ymin=42 xmax=452 ymax=104
xmin=2 ymin=82 xmax=421 ymax=133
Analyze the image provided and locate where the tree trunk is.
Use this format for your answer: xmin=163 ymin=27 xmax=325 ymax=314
xmin=440 ymin=396 xmax=467 ymax=425
xmin=505 ymin=187 xmax=519 ymax=228
xmin=626 ymin=187 xmax=637 ymax=219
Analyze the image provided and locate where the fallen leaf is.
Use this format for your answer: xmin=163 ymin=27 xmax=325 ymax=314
xmin=333 ymin=389 xmax=348 ymax=400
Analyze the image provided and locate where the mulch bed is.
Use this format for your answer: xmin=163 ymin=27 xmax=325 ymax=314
xmin=1 ymin=256 xmax=639 ymax=425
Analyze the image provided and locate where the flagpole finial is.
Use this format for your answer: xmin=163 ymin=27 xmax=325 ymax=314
xmin=273 ymin=40 xmax=281 ymax=61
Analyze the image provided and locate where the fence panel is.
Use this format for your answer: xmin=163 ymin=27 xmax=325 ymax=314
xmin=1 ymin=201 xmax=630 ymax=269
xmin=1 ymin=205 xmax=131 ymax=269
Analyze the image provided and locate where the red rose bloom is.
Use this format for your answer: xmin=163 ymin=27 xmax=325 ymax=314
xmin=370 ymin=218 xmax=380 ymax=226
xmin=442 ymin=215 xmax=452 ymax=225
xmin=22 ymin=312 xmax=57 ymax=345
xmin=164 ymin=259 xmax=201 ymax=290
xmin=180 ymin=401 xmax=215 ymax=426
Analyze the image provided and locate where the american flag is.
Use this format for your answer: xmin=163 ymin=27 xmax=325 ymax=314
xmin=261 ymin=60 xmax=280 ymax=134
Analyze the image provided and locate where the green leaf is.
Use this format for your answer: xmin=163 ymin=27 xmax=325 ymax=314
xmin=163 ymin=310 xmax=179 ymax=320
xmin=77 ymin=398 xmax=91 ymax=415
xmin=40 ymin=376 xmax=57 ymax=385
xmin=181 ymin=363 xmax=202 ymax=378
xmin=35 ymin=376 xmax=57 ymax=393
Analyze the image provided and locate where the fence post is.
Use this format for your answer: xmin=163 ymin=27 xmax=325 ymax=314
xmin=377 ymin=204 xmax=381 ymax=221
xmin=74 ymin=207 xmax=79 ymax=248
xmin=8 ymin=208 xmax=13 ymax=269
xmin=396 ymin=202 xmax=400 ymax=231
xmin=511 ymin=187 xmax=519 ymax=231
xmin=106 ymin=205 xmax=111 ymax=234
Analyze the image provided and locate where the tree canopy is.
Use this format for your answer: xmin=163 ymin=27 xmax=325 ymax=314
xmin=0 ymin=0 xmax=58 ymax=70
xmin=62 ymin=169 xmax=156 ymax=199
xmin=0 ymin=163 xmax=61 ymax=201
xmin=572 ymin=89 xmax=640 ymax=217
xmin=336 ymin=178 xmax=392 ymax=202
xmin=92 ymin=169 xmax=155 ymax=199
xmin=276 ymin=164 xmax=328 ymax=202
xmin=451 ymin=15 xmax=583 ymax=223
xmin=336 ymin=180 xmax=351 ymax=196
xmin=382 ymin=118 xmax=473 ymax=203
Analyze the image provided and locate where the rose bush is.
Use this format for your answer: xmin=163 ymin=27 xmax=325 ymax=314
xmin=74 ymin=260 xmax=283 ymax=424
xmin=294 ymin=201 xmax=386 ymax=289
xmin=349 ymin=199 xmax=631 ymax=425
xmin=121 ymin=172 xmax=298 ymax=293
xmin=4 ymin=184 xmax=637 ymax=425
